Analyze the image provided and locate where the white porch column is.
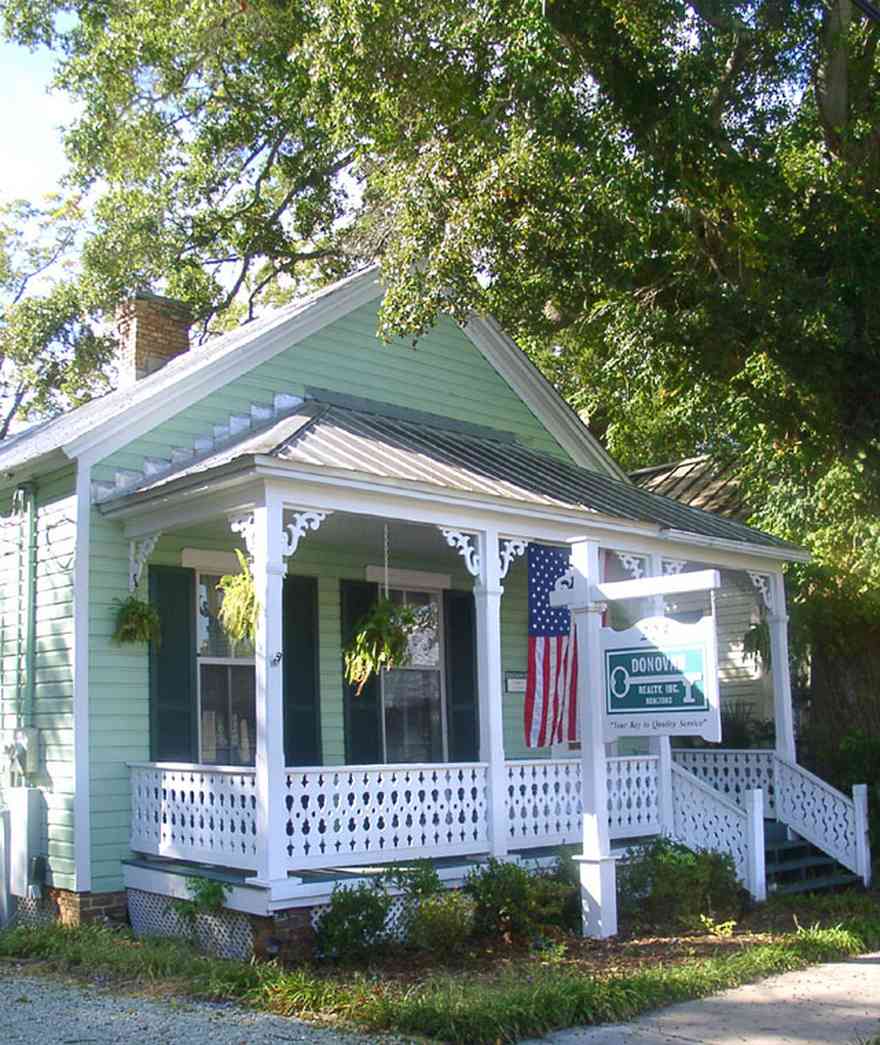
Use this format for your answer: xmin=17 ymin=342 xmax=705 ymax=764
xmin=649 ymin=554 xmax=674 ymax=834
xmin=571 ymin=539 xmax=617 ymax=938
xmin=767 ymin=572 xmax=796 ymax=763
xmin=474 ymin=527 xmax=508 ymax=859
xmin=249 ymin=490 xmax=287 ymax=885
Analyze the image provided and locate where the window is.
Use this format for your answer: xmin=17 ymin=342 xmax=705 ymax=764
xmin=381 ymin=589 xmax=447 ymax=763
xmin=196 ymin=573 xmax=255 ymax=766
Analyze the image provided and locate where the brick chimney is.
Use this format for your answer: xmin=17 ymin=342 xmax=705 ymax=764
xmin=116 ymin=291 xmax=192 ymax=387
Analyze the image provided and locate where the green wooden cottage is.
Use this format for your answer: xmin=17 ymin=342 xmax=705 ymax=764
xmin=0 ymin=268 xmax=869 ymax=950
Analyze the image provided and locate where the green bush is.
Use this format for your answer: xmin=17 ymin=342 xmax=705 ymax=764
xmin=407 ymin=891 xmax=475 ymax=953
xmin=528 ymin=875 xmax=580 ymax=933
xmin=314 ymin=882 xmax=391 ymax=961
xmin=618 ymin=838 xmax=744 ymax=930
xmin=464 ymin=858 xmax=535 ymax=937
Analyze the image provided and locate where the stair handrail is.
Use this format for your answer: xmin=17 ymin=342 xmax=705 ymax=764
xmin=670 ymin=763 xmax=766 ymax=900
xmin=773 ymin=754 xmax=871 ymax=885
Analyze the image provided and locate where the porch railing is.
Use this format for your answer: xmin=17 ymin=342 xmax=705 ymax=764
xmin=280 ymin=762 xmax=490 ymax=870
xmin=506 ymin=756 xmax=661 ymax=849
xmin=672 ymin=749 xmax=776 ymax=817
xmin=672 ymin=748 xmax=871 ymax=886
xmin=130 ymin=755 xmax=663 ymax=872
xmin=129 ymin=762 xmax=259 ymax=870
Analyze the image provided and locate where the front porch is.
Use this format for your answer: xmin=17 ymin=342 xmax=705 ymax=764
xmin=96 ymin=408 xmax=870 ymax=930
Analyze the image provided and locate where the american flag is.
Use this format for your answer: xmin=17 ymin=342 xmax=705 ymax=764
xmin=524 ymin=542 xmax=579 ymax=748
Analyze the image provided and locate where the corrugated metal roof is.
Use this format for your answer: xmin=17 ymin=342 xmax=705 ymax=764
xmin=631 ymin=456 xmax=745 ymax=521
xmin=105 ymin=401 xmax=799 ymax=552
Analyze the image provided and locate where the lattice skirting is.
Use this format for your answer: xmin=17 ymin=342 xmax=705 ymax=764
xmin=12 ymin=896 xmax=57 ymax=927
xmin=127 ymin=888 xmax=254 ymax=960
xmin=309 ymin=893 xmax=411 ymax=939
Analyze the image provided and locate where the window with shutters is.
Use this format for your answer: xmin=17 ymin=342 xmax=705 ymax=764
xmin=381 ymin=589 xmax=449 ymax=763
xmin=196 ymin=572 xmax=256 ymax=765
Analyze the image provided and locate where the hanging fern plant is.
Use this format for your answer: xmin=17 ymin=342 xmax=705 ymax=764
xmin=742 ymin=618 xmax=772 ymax=669
xmin=113 ymin=595 xmax=162 ymax=646
xmin=217 ymin=549 xmax=258 ymax=644
xmin=344 ymin=598 xmax=420 ymax=696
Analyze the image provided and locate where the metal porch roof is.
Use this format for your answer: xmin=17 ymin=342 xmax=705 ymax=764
xmin=104 ymin=400 xmax=800 ymax=554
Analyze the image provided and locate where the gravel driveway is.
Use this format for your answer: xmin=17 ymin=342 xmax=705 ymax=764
xmin=0 ymin=966 xmax=404 ymax=1045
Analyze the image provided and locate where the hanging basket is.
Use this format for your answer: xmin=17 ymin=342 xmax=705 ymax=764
xmin=113 ymin=595 xmax=162 ymax=645
xmin=343 ymin=598 xmax=420 ymax=696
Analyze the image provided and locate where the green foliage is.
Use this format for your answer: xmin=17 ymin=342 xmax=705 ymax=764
xmin=527 ymin=875 xmax=581 ymax=934
xmin=112 ymin=595 xmax=162 ymax=646
xmin=314 ymin=882 xmax=392 ymax=962
xmin=3 ymin=914 xmax=880 ymax=1045
xmin=379 ymin=859 xmax=443 ymax=900
xmin=742 ymin=620 xmax=771 ymax=670
xmin=216 ymin=550 xmax=257 ymax=645
xmin=464 ymin=858 xmax=535 ymax=938
xmin=0 ymin=196 xmax=114 ymax=436
xmin=406 ymin=891 xmax=475 ymax=954
xmin=343 ymin=598 xmax=419 ymax=696
xmin=617 ymin=838 xmax=744 ymax=931
xmin=698 ymin=914 xmax=737 ymax=939
xmin=171 ymin=875 xmax=232 ymax=926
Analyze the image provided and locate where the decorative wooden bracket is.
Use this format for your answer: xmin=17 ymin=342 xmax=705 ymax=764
xmin=229 ymin=514 xmax=256 ymax=558
xmin=440 ymin=528 xmax=481 ymax=577
xmin=129 ymin=533 xmax=161 ymax=592
xmin=282 ymin=510 xmax=330 ymax=558
xmin=662 ymin=558 xmax=686 ymax=575
xmin=498 ymin=537 xmax=527 ymax=580
xmin=614 ymin=551 xmax=645 ymax=580
xmin=748 ymin=571 xmax=773 ymax=612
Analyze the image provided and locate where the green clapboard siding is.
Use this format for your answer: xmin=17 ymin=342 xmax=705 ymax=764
xmin=92 ymin=303 xmax=569 ymax=484
xmin=0 ymin=466 xmax=77 ymax=891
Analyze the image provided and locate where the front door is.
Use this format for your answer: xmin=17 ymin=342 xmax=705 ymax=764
xmin=381 ymin=589 xmax=447 ymax=763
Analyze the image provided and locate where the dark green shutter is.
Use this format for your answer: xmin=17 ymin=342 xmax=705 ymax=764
xmin=341 ymin=579 xmax=382 ymax=764
xmin=149 ymin=565 xmax=197 ymax=762
xmin=444 ymin=589 xmax=479 ymax=761
xmin=283 ymin=575 xmax=321 ymax=766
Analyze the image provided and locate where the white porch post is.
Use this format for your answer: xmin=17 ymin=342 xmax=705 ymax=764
xmin=768 ymin=572 xmax=796 ymax=763
xmin=571 ymin=539 xmax=617 ymax=938
xmin=249 ymin=490 xmax=286 ymax=885
xmin=474 ymin=527 xmax=509 ymax=859
xmin=649 ymin=554 xmax=674 ymax=835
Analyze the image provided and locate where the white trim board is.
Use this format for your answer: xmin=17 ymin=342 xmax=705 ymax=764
xmin=72 ymin=463 xmax=92 ymax=892
xmin=365 ymin=566 xmax=452 ymax=590
xmin=181 ymin=548 xmax=243 ymax=574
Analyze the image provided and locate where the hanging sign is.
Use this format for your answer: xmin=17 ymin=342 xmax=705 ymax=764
xmin=601 ymin=615 xmax=720 ymax=743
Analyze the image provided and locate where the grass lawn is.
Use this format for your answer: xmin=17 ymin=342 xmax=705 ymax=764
xmin=0 ymin=889 xmax=878 ymax=1044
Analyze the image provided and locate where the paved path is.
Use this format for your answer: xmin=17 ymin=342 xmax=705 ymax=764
xmin=523 ymin=951 xmax=880 ymax=1045
xmin=0 ymin=967 xmax=401 ymax=1045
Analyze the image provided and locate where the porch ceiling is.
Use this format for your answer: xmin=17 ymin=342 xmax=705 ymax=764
xmin=102 ymin=397 xmax=803 ymax=556
xmin=174 ymin=509 xmax=507 ymax=569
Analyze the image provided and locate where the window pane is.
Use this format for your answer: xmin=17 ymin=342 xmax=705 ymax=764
xmin=406 ymin=593 xmax=440 ymax=668
xmin=384 ymin=669 xmax=443 ymax=763
xmin=200 ymin=663 xmax=230 ymax=764
xmin=230 ymin=666 xmax=256 ymax=766
xmin=200 ymin=664 xmax=256 ymax=766
xmin=197 ymin=574 xmax=254 ymax=659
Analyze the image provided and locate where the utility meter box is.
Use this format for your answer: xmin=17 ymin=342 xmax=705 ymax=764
xmin=8 ymin=787 xmax=42 ymax=898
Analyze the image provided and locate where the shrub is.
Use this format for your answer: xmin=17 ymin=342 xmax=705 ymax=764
xmin=314 ymin=882 xmax=391 ymax=961
xmin=618 ymin=838 xmax=744 ymax=930
xmin=464 ymin=858 xmax=535 ymax=937
xmin=529 ymin=875 xmax=580 ymax=933
xmin=407 ymin=891 xmax=475 ymax=953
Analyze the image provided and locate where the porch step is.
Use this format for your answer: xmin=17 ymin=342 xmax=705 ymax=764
xmin=770 ymin=872 xmax=861 ymax=896
xmin=763 ymin=821 xmax=860 ymax=895
xmin=91 ymin=393 xmax=305 ymax=502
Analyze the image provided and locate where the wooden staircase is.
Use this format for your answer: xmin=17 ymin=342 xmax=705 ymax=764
xmin=764 ymin=819 xmax=861 ymax=895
